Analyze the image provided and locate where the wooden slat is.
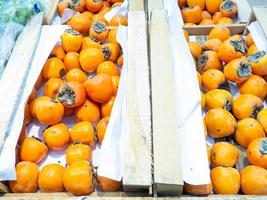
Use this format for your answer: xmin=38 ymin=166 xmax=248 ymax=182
xmin=234 ymin=0 xmax=251 ymax=23
xmin=252 ymin=6 xmax=267 ymax=38
xmin=150 ymin=9 xmax=184 ymax=195
xmin=129 ymin=0 xmax=145 ymax=11
xmin=0 ymin=182 xmax=9 ymax=193
xmin=123 ymin=11 xmax=152 ymax=192
xmin=43 ymin=0 xmax=60 ymax=25
xmin=247 ymin=0 xmax=267 ymax=6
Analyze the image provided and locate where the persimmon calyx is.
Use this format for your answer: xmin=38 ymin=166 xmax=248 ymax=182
xmin=248 ymin=51 xmax=266 ymax=63
xmin=237 ymin=62 xmax=252 ymax=78
xmin=57 ymin=84 xmax=76 ymax=106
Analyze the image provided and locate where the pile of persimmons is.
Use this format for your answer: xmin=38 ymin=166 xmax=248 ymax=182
xmin=8 ymin=0 xmax=126 ymax=196
xmin=184 ymin=26 xmax=267 ymax=195
xmin=179 ymin=0 xmax=238 ymax=25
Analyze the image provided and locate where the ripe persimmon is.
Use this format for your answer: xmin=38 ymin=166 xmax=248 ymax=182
xmin=30 ymin=96 xmax=51 ymax=117
xmin=108 ymin=28 xmax=118 ymax=43
xmin=101 ymin=96 xmax=115 ymax=117
xmin=182 ymin=6 xmax=202 ymax=24
xmin=70 ymin=121 xmax=95 ymax=147
xmin=257 ymin=109 xmax=267 ymax=133
xmin=202 ymin=39 xmax=222 ymax=52
xmin=79 ymin=48 xmax=104 ymax=72
xmin=187 ymin=0 xmax=205 ymax=10
xmin=20 ymin=137 xmax=48 ymax=163
xmin=91 ymin=14 xmax=108 ymax=24
xmin=64 ymin=52 xmax=81 ymax=71
xmin=205 ymin=108 xmax=236 ymax=138
xmin=201 ymin=69 xmax=227 ymax=91
xmin=57 ymin=0 xmax=69 ymax=17
xmin=208 ymin=26 xmax=230 ymax=42
xmin=199 ymin=19 xmax=215 ymax=25
xmin=246 ymin=33 xmax=254 ymax=47
xmin=75 ymin=99 xmax=100 ymax=123
xmin=206 ymin=0 xmax=223 ymax=14
xmin=65 ymin=143 xmax=92 ymax=165
xmin=43 ymin=123 xmax=70 ymax=150
xmin=248 ymin=51 xmax=267 ymax=76
xmin=111 ymin=75 xmax=120 ymax=96
xmin=101 ymin=42 xmax=120 ymax=62
xmin=85 ymin=0 xmax=103 ymax=13
xmin=246 ymin=44 xmax=258 ymax=56
xmin=70 ymin=0 xmax=85 ymax=12
xmin=202 ymin=11 xmax=212 ymax=19
xmin=97 ymin=61 xmax=119 ymax=76
xmin=197 ymin=50 xmax=222 ymax=73
xmin=96 ymin=116 xmax=109 ymax=144
xmin=42 ymin=57 xmax=66 ymax=80
xmin=98 ymin=6 xmax=111 ymax=15
xmin=66 ymin=68 xmax=88 ymax=83
xmin=44 ymin=78 xmax=64 ymax=98
xmin=220 ymin=0 xmax=238 ymax=18
xmin=188 ymin=41 xmax=202 ymax=58
xmin=89 ymin=21 xmax=109 ymax=43
xmin=197 ymin=71 xmax=202 ymax=86
xmin=205 ymin=89 xmax=232 ymax=111
xmin=216 ymin=17 xmax=234 ymax=24
xmin=38 ymin=164 xmax=65 ymax=192
xmin=51 ymin=44 xmax=66 ymax=60
xmin=68 ymin=13 xmax=91 ymax=34
xmin=61 ymin=29 xmax=83 ymax=53
xmin=109 ymin=15 xmax=128 ymax=26
xmin=81 ymin=37 xmax=101 ymax=51
xmin=83 ymin=11 xmax=95 ymax=19
xmin=97 ymin=175 xmax=122 ymax=192
xmin=212 ymin=12 xmax=223 ymax=23
xmin=247 ymin=138 xmax=267 ymax=169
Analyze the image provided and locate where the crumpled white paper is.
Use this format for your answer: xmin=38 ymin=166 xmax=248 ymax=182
xmin=163 ymin=0 xmax=210 ymax=185
xmin=104 ymin=0 xmax=129 ymax=23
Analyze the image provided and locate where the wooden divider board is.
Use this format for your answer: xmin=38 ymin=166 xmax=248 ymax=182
xmin=122 ymin=11 xmax=152 ymax=192
xmin=252 ymin=6 xmax=267 ymax=38
xmin=43 ymin=0 xmax=60 ymax=25
xmin=150 ymin=9 xmax=184 ymax=195
xmin=129 ymin=0 xmax=145 ymax=11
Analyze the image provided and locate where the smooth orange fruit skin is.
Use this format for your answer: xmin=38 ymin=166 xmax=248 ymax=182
xmin=97 ymin=116 xmax=110 ymax=144
xmin=79 ymin=48 xmax=104 ymax=73
xmin=97 ymin=175 xmax=122 ymax=192
xmin=247 ymin=138 xmax=267 ymax=169
xmin=66 ymin=143 xmax=92 ymax=165
xmin=70 ymin=121 xmax=95 ymax=147
xmin=75 ymin=99 xmax=100 ymax=123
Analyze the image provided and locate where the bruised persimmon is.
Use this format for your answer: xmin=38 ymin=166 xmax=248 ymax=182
xmin=202 ymin=11 xmax=211 ymax=19
xmin=63 ymin=160 xmax=94 ymax=196
xmin=30 ymin=96 xmax=51 ymax=117
xmin=65 ymin=143 xmax=92 ymax=165
xmin=81 ymin=37 xmax=101 ymax=51
xmin=220 ymin=0 xmax=238 ymax=18
xmin=212 ymin=12 xmax=223 ymax=23
xmin=64 ymin=52 xmax=81 ymax=71
xmin=208 ymin=26 xmax=230 ymax=42
xmin=199 ymin=19 xmax=214 ymax=25
xmin=182 ymin=6 xmax=202 ymax=24
xmin=206 ymin=0 xmax=223 ymax=14
xmin=247 ymin=138 xmax=267 ymax=169
xmin=101 ymin=42 xmax=120 ymax=62
xmin=42 ymin=57 xmax=66 ymax=80
xmin=9 ymin=161 xmax=39 ymax=193
xmin=97 ymin=61 xmax=119 ymax=76
xmin=43 ymin=123 xmax=70 ymax=150
xmin=68 ymin=13 xmax=91 ymax=34
xmin=91 ymin=14 xmax=108 ymax=24
xmin=61 ymin=29 xmax=83 ymax=53
xmin=70 ymin=121 xmax=95 ymax=147
xmin=84 ymin=74 xmax=113 ymax=103
xmin=232 ymin=94 xmax=263 ymax=120
xmin=248 ymin=51 xmax=267 ymax=76
xmin=57 ymin=82 xmax=86 ymax=108
xmin=24 ymin=103 xmax=32 ymax=126
xmin=184 ymin=183 xmax=213 ymax=195
xmin=96 ymin=116 xmax=109 ymax=144
xmin=51 ymin=44 xmax=66 ymax=61
xmin=235 ymin=118 xmax=265 ymax=148
xmin=224 ymin=58 xmax=252 ymax=83
xmin=205 ymin=108 xmax=236 ymax=138
xmin=239 ymin=75 xmax=267 ymax=99
xmin=97 ymin=175 xmax=121 ymax=192
xmin=108 ymin=28 xmax=118 ymax=43
xmin=205 ymin=89 xmax=232 ymax=111
xmin=117 ymin=55 xmax=123 ymax=67
xmin=218 ymin=39 xmax=246 ymax=63
xmin=240 ymin=165 xmax=267 ymax=195
xmin=70 ymin=0 xmax=85 ymax=12
xmin=36 ymin=98 xmax=64 ymax=125
xmin=197 ymin=50 xmax=222 ymax=73
xmin=20 ymin=137 xmax=48 ymax=163
xmin=57 ymin=0 xmax=69 ymax=17
xmin=109 ymin=14 xmax=128 ymax=26
xmin=216 ymin=17 xmax=233 ymax=24
xmin=246 ymin=33 xmax=254 ymax=47
xmin=44 ymin=78 xmax=64 ymax=98
xmin=111 ymin=75 xmax=120 ymax=96
xmin=211 ymin=166 xmax=240 ymax=194
xmin=80 ymin=48 xmax=104 ymax=72
xmin=38 ymin=164 xmax=65 ymax=192
xmin=89 ymin=21 xmax=109 ymax=43
xmin=257 ymin=109 xmax=267 ymax=133
xmin=246 ymin=44 xmax=258 ymax=56
xmin=85 ymin=0 xmax=103 ymax=13
xmin=202 ymin=39 xmax=222 ymax=52
xmin=210 ymin=142 xmax=239 ymax=167
xmin=101 ymin=96 xmax=115 ymax=117
xmin=201 ymin=69 xmax=227 ymax=91
xmin=188 ymin=41 xmax=202 ymax=58
xmin=66 ymin=68 xmax=88 ymax=83
xmin=75 ymin=99 xmax=100 ymax=123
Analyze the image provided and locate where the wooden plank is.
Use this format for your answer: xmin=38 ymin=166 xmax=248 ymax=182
xmin=183 ymin=24 xmax=246 ymax=36
xmin=0 ymin=182 xmax=9 ymax=193
xmin=129 ymin=0 xmax=145 ymax=11
xmin=150 ymin=9 xmax=184 ymax=195
xmin=234 ymin=0 xmax=251 ymax=23
xmin=252 ymin=6 xmax=267 ymax=38
xmin=43 ymin=0 xmax=60 ymax=25
xmin=123 ymin=11 xmax=152 ymax=192
xmin=247 ymin=0 xmax=267 ymax=6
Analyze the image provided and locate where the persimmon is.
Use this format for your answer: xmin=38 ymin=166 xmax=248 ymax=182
xmin=247 ymin=138 xmax=267 ymax=169
xmin=20 ymin=137 xmax=48 ymax=163
xmin=109 ymin=15 xmax=128 ymax=26
xmin=61 ymin=29 xmax=83 ymax=53
xmin=207 ymin=144 xmax=211 ymax=164
xmin=201 ymin=92 xmax=205 ymax=109
xmin=66 ymin=68 xmax=88 ymax=83
xmin=111 ymin=75 xmax=119 ymax=96
xmin=70 ymin=0 xmax=85 ymax=12
xmin=111 ymin=2 xmax=123 ymax=7
xmin=202 ymin=39 xmax=222 ymax=52
xmin=188 ymin=41 xmax=202 ymax=58
xmin=57 ymin=0 xmax=69 ymax=17
xmin=65 ymin=143 xmax=92 ymax=165
xmin=18 ymin=126 xmax=27 ymax=146
xmin=34 ymin=73 xmax=43 ymax=89
xmin=30 ymin=96 xmax=51 ymax=117
xmin=240 ymin=165 xmax=267 ymax=195
xmin=246 ymin=33 xmax=254 ymax=47
xmin=81 ymin=37 xmax=101 ymax=51
xmin=201 ymin=69 xmax=227 ymax=91
xmin=85 ymin=0 xmax=103 ymax=13
xmin=38 ymin=164 xmax=65 ymax=192
xmin=64 ymin=107 xmax=75 ymax=116
xmin=197 ymin=71 xmax=202 ymax=86
xmin=91 ymin=14 xmax=108 ymax=24
xmin=235 ymin=118 xmax=265 ymax=148
xmin=84 ymin=74 xmax=113 ymax=103
xmin=187 ymin=0 xmax=205 ymax=10
xmin=42 ymin=57 xmax=66 ymax=80
xmin=208 ymin=26 xmax=230 ymax=42
xmin=216 ymin=17 xmax=233 ymax=24
xmin=36 ymin=98 xmax=64 ymax=125
xmin=97 ymin=61 xmax=119 ymax=76
xmin=202 ymin=10 xmax=211 ymax=19
xmin=89 ymin=21 xmax=109 ymax=43
xmin=211 ymin=166 xmax=240 ymax=194
xmin=63 ymin=160 xmax=94 ymax=196
xmin=239 ymin=75 xmax=267 ymax=99
xmin=229 ymin=34 xmax=242 ymax=41
xmin=224 ymin=58 xmax=252 ymax=83
xmin=75 ymin=99 xmax=100 ymax=123
xmin=64 ymin=52 xmax=81 ymax=71
xmin=117 ymin=55 xmax=123 ymax=67
xmin=246 ymin=44 xmax=258 ymax=56
xmin=184 ymin=183 xmax=213 ymax=195
xmin=212 ymin=12 xmax=223 ymax=23
xmin=83 ymin=11 xmax=95 ymax=19
xmin=101 ymin=42 xmax=120 ymax=62
xmin=108 ymin=28 xmax=118 ymax=43
xmin=182 ymin=6 xmax=202 ymax=24
xmin=218 ymin=39 xmax=246 ymax=63
xmin=232 ymin=94 xmax=263 ymax=120
xmin=178 ymin=0 xmax=187 ymax=8
xmin=101 ymin=96 xmax=115 ymax=117
xmin=51 ymin=44 xmax=66 ymax=60
xmin=96 ymin=116 xmax=109 ymax=144
xmin=57 ymin=82 xmax=86 ymax=108
xmin=210 ymin=142 xmax=239 ymax=167
xmin=80 ymin=48 xmax=104 ymax=72
xmin=44 ymin=78 xmax=64 ymax=98
xmin=9 ymin=161 xmax=39 ymax=193
xmin=97 ymin=175 xmax=122 ymax=192
xmin=220 ymin=0 xmax=238 ymax=18
xmin=205 ymin=89 xmax=232 ymax=111
xmin=248 ymin=51 xmax=267 ymax=76
xmin=205 ymin=108 xmax=236 ymax=138
xmin=199 ymin=19 xmax=214 ymax=25
xmin=257 ymin=109 xmax=267 ymax=132
xmin=43 ymin=123 xmax=70 ymax=150
xmin=183 ymin=29 xmax=189 ymax=41
xmin=205 ymin=0 xmax=223 ymax=14
xmin=24 ymin=104 xmax=32 ymax=126
xmin=184 ymin=22 xmax=196 ymax=26
xmin=70 ymin=121 xmax=95 ymax=147
xmin=197 ymin=50 xmax=222 ymax=73
xmin=98 ymin=5 xmax=111 ymax=15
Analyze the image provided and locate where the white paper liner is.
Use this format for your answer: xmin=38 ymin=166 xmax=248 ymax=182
xmin=248 ymin=21 xmax=267 ymax=52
